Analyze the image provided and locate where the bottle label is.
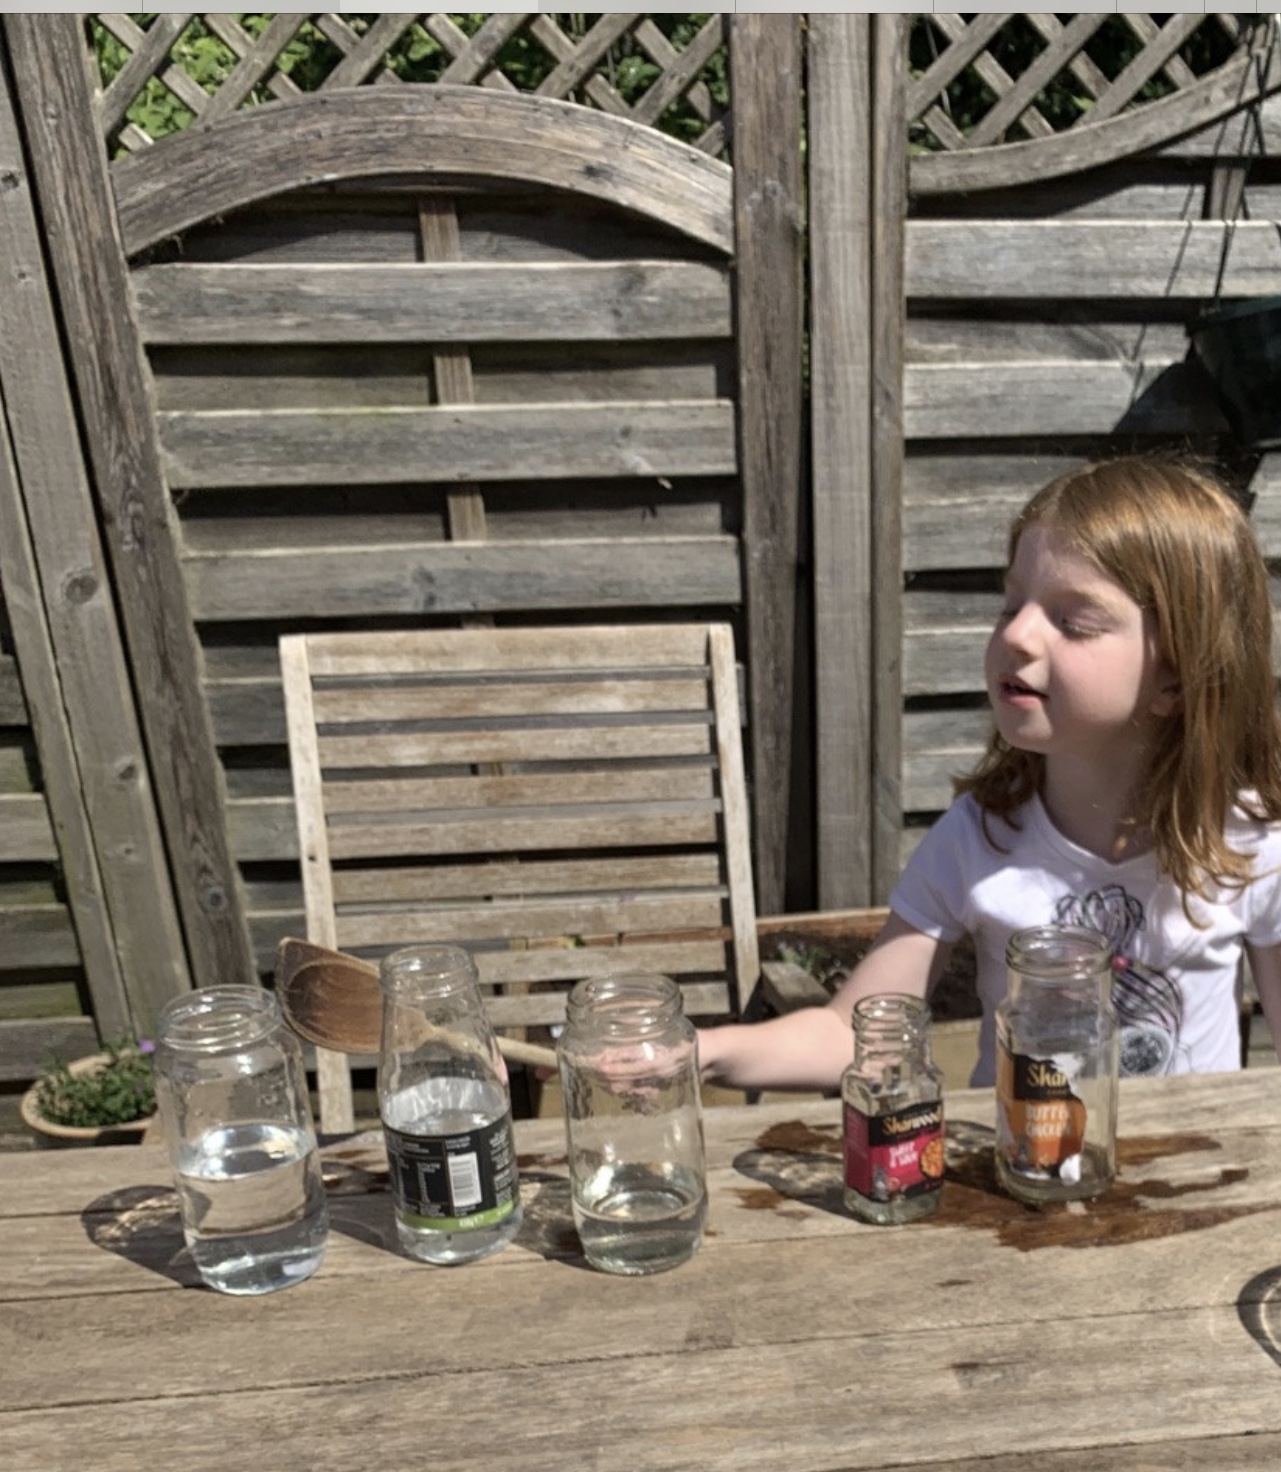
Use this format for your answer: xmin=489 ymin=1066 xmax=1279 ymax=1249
xmin=385 ymin=1114 xmax=519 ymax=1231
xmin=843 ymin=1100 xmax=945 ymax=1202
xmin=997 ymin=1047 xmax=1088 ymax=1172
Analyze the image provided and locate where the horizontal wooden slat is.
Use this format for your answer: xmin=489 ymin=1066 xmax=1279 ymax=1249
xmin=0 ymin=1017 xmax=98 ymax=1082
xmin=904 ymin=360 xmax=1224 ymax=440
xmin=480 ymin=976 xmax=730 ymax=1026
xmin=907 ymin=317 xmax=1189 ymax=366
xmin=904 ymin=451 xmax=1281 ymax=568
xmin=327 ymin=809 xmax=721 ymax=860
xmin=311 ymin=676 xmax=709 ymax=724
xmin=319 ymin=720 xmax=713 ymax=770
xmin=159 ymin=400 xmax=737 ymax=488
xmin=226 ymin=796 xmax=299 ymax=862
xmin=184 ymin=536 xmax=743 ymax=620
xmin=0 ymin=744 xmax=36 ymax=795
xmin=907 ymin=219 xmax=1281 ymax=299
xmin=324 ymin=767 xmax=715 ymax=815
xmin=0 ymin=793 xmax=58 ymax=861
xmin=303 ymin=623 xmax=715 ymax=674
xmin=903 ymin=707 xmax=991 ymax=812
xmin=132 ymin=260 xmax=733 ymax=343
xmin=0 ymin=903 xmax=80 ymax=969
xmin=334 ymin=893 xmax=725 ymax=948
xmin=332 ymin=853 xmax=725 ymax=904
xmin=0 ymin=655 xmax=28 ymax=724
xmin=153 ymin=349 xmax=726 ymax=415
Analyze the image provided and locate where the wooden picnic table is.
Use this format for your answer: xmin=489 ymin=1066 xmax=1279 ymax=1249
xmin=3 ymin=1070 xmax=1281 ymax=1471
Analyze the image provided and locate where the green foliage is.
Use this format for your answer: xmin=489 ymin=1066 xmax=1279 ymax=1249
xmin=34 ymin=1037 xmax=156 ymax=1128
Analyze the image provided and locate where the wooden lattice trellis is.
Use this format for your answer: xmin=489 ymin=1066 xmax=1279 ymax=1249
xmin=909 ymin=12 xmax=1281 ymax=192
xmin=90 ymin=12 xmax=730 ymax=158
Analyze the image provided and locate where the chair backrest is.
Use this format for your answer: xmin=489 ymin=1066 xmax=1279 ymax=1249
xmin=280 ymin=622 xmax=760 ymax=1133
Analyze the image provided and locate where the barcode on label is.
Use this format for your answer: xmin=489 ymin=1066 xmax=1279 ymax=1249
xmin=447 ymin=1150 xmax=482 ymax=1211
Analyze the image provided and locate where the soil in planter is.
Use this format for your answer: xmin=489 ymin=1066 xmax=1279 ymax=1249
xmin=763 ymin=929 xmax=981 ymax=1023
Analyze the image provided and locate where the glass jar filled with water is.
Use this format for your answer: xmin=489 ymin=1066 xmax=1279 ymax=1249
xmin=557 ymin=972 xmax=707 ymax=1275
xmin=153 ymin=985 xmax=328 ymax=1296
xmin=378 ymin=945 xmax=522 ymax=1265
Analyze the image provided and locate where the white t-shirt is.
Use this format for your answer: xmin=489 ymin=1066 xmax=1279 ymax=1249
xmin=889 ymin=793 xmax=1281 ymax=1086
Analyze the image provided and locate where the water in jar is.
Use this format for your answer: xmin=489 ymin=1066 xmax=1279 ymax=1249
xmin=572 ymin=1151 xmax=706 ymax=1275
xmin=381 ymin=1075 xmax=522 ymax=1265
xmin=175 ymin=1120 xmax=328 ymax=1295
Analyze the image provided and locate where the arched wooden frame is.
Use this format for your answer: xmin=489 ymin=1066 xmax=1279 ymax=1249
xmin=112 ymin=86 xmax=733 ymax=258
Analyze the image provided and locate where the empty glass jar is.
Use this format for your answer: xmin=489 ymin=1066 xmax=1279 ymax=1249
xmin=842 ymin=994 xmax=946 ymax=1225
xmin=556 ymin=973 xmax=707 ymax=1275
xmin=995 ymin=924 xmax=1119 ymax=1204
xmin=153 ymin=985 xmax=328 ymax=1296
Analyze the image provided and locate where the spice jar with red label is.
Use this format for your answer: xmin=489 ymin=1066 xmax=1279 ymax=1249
xmin=842 ymin=994 xmax=946 ymax=1225
xmin=996 ymin=924 xmax=1118 ymax=1205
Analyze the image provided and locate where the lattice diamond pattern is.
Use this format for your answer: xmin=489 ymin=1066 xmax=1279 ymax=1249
xmin=908 ymin=12 xmax=1272 ymax=153
xmin=89 ymin=12 xmax=730 ymax=158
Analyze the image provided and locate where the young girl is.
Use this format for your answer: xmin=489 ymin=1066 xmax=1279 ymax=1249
xmin=701 ymin=453 xmax=1281 ymax=1091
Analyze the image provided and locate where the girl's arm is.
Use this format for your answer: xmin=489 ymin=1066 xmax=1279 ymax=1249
xmin=1245 ymin=939 xmax=1281 ymax=1063
xmin=697 ymin=912 xmax=953 ymax=1094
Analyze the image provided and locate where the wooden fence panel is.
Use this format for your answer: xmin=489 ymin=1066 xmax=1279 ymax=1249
xmin=0 ymin=14 xmax=802 ymax=998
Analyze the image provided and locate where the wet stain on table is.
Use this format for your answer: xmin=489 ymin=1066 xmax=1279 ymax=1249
xmin=738 ymin=1117 xmax=1278 ymax=1250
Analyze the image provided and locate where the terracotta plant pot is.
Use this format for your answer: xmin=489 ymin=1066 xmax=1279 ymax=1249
xmin=20 ymin=1053 xmax=156 ymax=1149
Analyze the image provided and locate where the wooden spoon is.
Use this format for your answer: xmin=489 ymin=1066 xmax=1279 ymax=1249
xmin=273 ymin=936 xmax=560 ymax=1071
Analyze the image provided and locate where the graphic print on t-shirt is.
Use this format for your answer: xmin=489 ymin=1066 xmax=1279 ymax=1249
xmin=1053 ymin=887 xmax=1184 ymax=1075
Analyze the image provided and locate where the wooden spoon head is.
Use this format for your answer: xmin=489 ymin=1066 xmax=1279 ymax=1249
xmin=274 ymin=938 xmax=383 ymax=1055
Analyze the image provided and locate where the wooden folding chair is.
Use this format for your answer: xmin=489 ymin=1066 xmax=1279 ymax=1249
xmin=280 ymin=623 xmax=761 ymax=1133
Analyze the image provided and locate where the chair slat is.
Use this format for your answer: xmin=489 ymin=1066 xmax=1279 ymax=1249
xmin=333 ymin=893 xmax=726 ymax=948
xmin=312 ymin=676 xmax=711 ymax=723
xmin=330 ymin=852 xmax=725 ymax=903
xmin=305 ymin=624 xmax=714 ymax=674
xmin=326 ymin=809 xmax=721 ymax=860
xmin=323 ymin=766 xmax=716 ymax=815
xmin=317 ymin=721 xmax=714 ymax=768
xmin=481 ymin=979 xmax=731 ymax=1027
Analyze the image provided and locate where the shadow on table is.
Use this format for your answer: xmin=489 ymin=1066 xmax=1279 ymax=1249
xmin=731 ymin=1116 xmax=997 ymax=1220
xmin=1239 ymin=1264 xmax=1281 ymax=1371
xmin=81 ymin=1185 xmax=203 ymax=1287
xmin=320 ymin=1130 xmax=585 ymax=1264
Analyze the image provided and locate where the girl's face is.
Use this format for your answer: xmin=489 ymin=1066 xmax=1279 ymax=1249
xmin=985 ymin=524 xmax=1177 ymax=766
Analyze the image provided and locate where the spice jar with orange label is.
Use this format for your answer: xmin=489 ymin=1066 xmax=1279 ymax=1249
xmin=842 ymin=994 xmax=946 ymax=1225
xmin=995 ymin=924 xmax=1119 ymax=1205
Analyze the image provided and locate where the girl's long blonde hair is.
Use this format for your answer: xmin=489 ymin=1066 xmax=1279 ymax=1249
xmin=956 ymin=453 xmax=1281 ymax=903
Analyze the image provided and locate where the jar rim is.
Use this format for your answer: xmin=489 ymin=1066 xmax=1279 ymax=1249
xmin=157 ymin=985 xmax=280 ymax=1052
xmin=378 ymin=944 xmax=478 ymax=999
xmin=565 ymin=973 xmax=683 ymax=1029
xmin=1006 ymin=923 xmax=1112 ymax=979
xmin=852 ymin=993 xmax=930 ymax=1024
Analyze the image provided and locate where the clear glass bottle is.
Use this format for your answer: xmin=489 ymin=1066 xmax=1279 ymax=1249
xmin=842 ymin=994 xmax=946 ymax=1225
xmin=556 ymin=973 xmax=707 ymax=1275
xmin=377 ymin=945 xmax=522 ymax=1265
xmin=153 ymin=985 xmax=328 ymax=1296
xmin=995 ymin=924 xmax=1119 ymax=1205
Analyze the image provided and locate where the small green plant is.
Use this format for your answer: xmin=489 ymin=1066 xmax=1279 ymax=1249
xmin=34 ymin=1037 xmax=157 ymax=1129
